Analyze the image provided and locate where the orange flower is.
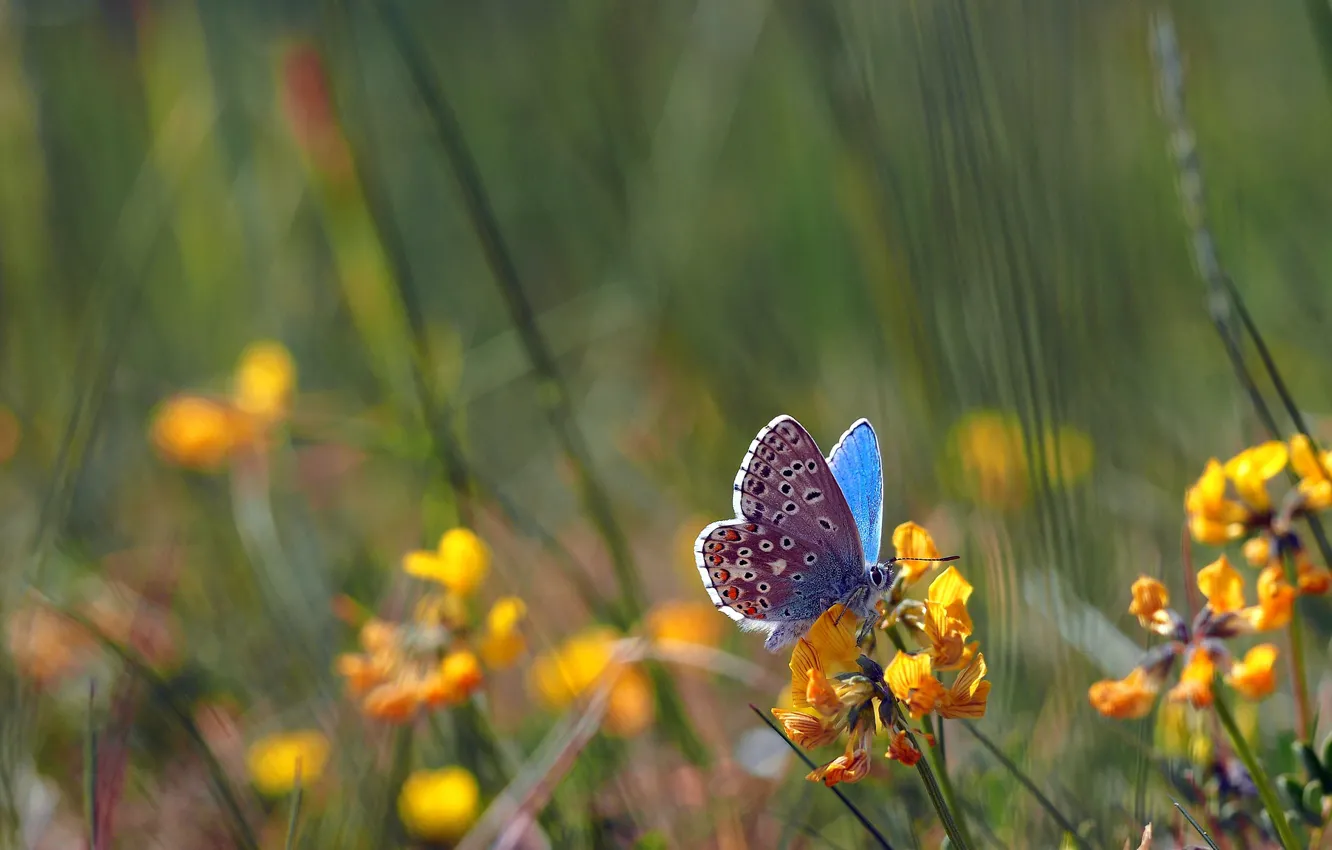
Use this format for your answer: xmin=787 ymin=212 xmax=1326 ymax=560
xmin=1223 ymin=443 xmax=1288 ymax=513
xmin=885 ymin=729 xmax=923 ymax=767
xmin=363 ymin=682 xmax=421 ymax=723
xmin=892 ymin=522 xmax=941 ymax=585
xmin=806 ymin=724 xmax=874 ymax=787
xmin=1167 ymin=649 xmax=1215 ymax=709
xmin=604 ymin=666 xmax=655 ymax=737
xmin=937 ymin=652 xmax=990 ymax=719
xmin=1197 ymin=556 xmax=1245 ymax=614
xmin=150 ymin=396 xmax=246 ymax=471
xmin=1088 ymin=668 xmax=1158 ymax=720
xmin=1225 ymin=644 xmax=1279 ymax=700
xmin=1128 ymin=577 xmax=1170 ymax=628
xmin=1242 ymin=565 xmax=1295 ymax=631
xmin=1296 ymin=554 xmax=1332 ymax=596
xmin=771 ymin=707 xmax=843 ymax=749
xmin=772 ymin=605 xmax=861 ymax=748
xmin=885 ymin=651 xmax=945 ymax=719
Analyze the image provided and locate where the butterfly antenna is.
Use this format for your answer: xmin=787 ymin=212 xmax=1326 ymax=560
xmin=891 ymin=555 xmax=960 ymax=564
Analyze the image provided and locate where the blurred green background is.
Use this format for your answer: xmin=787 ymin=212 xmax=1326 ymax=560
xmin=4 ymin=0 xmax=1332 ymax=847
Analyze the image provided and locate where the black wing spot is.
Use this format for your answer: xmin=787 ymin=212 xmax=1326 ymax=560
xmin=804 ymin=489 xmax=822 ymax=502
xmin=783 ymin=502 xmax=798 ymax=513
xmin=818 ymin=518 xmax=833 ymax=530
xmin=738 ymin=547 xmax=752 ymax=557
xmin=779 ymin=482 xmax=793 ymax=495
xmin=791 ymin=573 xmax=803 ymax=581
xmin=758 ymin=582 xmax=770 ymax=592
xmin=759 ymin=598 xmax=771 ymax=609
xmin=737 ymin=558 xmax=750 ymax=568
xmin=743 ymin=571 xmax=756 ymax=580
xmin=748 ymin=480 xmax=767 ymax=495
xmin=781 ymin=467 xmax=795 ymax=478
xmin=804 ymin=553 xmax=817 ymax=565
xmin=759 ymin=540 xmax=774 ymax=551
xmin=783 ymin=608 xmax=792 ymax=616
xmin=780 ymin=536 xmax=794 ymax=549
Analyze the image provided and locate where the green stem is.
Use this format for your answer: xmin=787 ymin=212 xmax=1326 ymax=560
xmin=1283 ymin=552 xmax=1313 ymax=741
xmin=377 ymin=725 xmax=414 ymax=850
xmin=919 ymin=716 xmax=974 ymax=849
xmin=1214 ymin=689 xmax=1299 ymax=849
xmin=284 ymin=775 xmax=304 ymax=850
xmin=903 ymin=722 xmax=970 ymax=850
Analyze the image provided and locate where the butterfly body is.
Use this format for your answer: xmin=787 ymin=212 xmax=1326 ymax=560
xmin=695 ymin=415 xmax=886 ymax=652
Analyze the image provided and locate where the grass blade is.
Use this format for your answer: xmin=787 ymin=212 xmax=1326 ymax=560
xmin=1170 ymin=796 xmax=1219 ymax=850
xmin=749 ymin=705 xmax=895 ymax=850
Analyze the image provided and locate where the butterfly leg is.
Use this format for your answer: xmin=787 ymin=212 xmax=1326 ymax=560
xmin=764 ymin=619 xmax=816 ymax=652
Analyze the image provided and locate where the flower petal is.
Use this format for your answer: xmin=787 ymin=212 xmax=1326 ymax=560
xmin=1225 ymin=643 xmax=1279 ymax=701
xmin=1197 ymin=555 xmax=1245 ymax=614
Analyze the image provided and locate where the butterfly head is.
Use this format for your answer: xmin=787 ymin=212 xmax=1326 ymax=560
xmin=864 ymin=562 xmax=892 ymax=591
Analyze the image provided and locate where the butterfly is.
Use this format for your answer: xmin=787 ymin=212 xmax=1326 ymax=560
xmin=695 ymin=415 xmax=917 ymax=652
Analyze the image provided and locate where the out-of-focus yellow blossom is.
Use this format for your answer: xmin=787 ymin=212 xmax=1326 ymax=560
xmin=1088 ymin=668 xmax=1160 ymax=719
xmin=232 ymin=341 xmax=296 ymax=423
xmin=885 ymin=652 xmax=945 ymax=719
xmin=439 ymin=650 xmax=483 ymax=702
xmin=646 ymin=600 xmax=724 ymax=648
xmin=150 ymin=341 xmax=297 ymax=471
xmin=529 ymin=627 xmax=655 ymax=737
xmin=603 ymin=665 xmax=655 ymax=737
xmin=1296 ymin=552 xmax=1332 ymax=595
xmin=1224 ymin=443 xmax=1288 ymax=513
xmin=1243 ymin=565 xmax=1295 ymax=632
xmin=1197 ymin=556 xmax=1245 ymax=614
xmin=479 ymin=597 xmax=527 ymax=668
xmin=5 ymin=603 xmax=90 ymax=685
xmin=0 ymin=406 xmax=20 ymax=463
xmin=1241 ymin=536 xmax=1271 ymax=567
xmin=403 ymin=528 xmax=490 ymax=597
xmin=1225 ymin=643 xmax=1279 ymax=701
xmin=246 ymin=730 xmax=329 ymax=797
xmin=1185 ymin=445 xmax=1283 ymax=545
xmin=945 ymin=410 xmax=1093 ymax=511
xmin=1156 ymin=701 xmax=1191 ymax=757
xmin=1128 ymin=577 xmax=1172 ymax=631
xmin=917 ymin=567 xmax=976 ymax=670
xmin=398 ymin=767 xmax=480 ymax=841
xmin=1168 ymin=649 xmax=1215 ymax=708
xmin=151 ymin=396 xmax=247 ymax=471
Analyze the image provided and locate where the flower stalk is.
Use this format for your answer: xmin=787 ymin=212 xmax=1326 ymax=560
xmin=1212 ymin=688 xmax=1298 ymax=849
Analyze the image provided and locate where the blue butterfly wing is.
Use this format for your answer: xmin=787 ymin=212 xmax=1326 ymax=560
xmin=827 ymin=419 xmax=883 ymax=565
xmin=695 ymin=416 xmax=866 ymax=645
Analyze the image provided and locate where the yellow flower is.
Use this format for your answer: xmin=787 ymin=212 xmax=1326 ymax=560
xmin=1185 ymin=459 xmax=1249 ymax=544
xmin=479 ymin=597 xmax=527 ymax=668
xmin=1242 ymin=536 xmax=1272 ymax=567
xmin=885 ymin=651 xmax=945 ymax=719
xmin=398 ymin=767 xmax=480 ymax=841
xmin=646 ymin=600 xmax=724 ymax=648
xmin=919 ymin=566 xmax=977 ymax=670
xmin=1088 ymin=668 xmax=1158 ymax=719
xmin=403 ymin=528 xmax=491 ymax=597
xmin=772 ymin=605 xmax=861 ymax=747
xmin=232 ymin=341 xmax=296 ymax=423
xmin=604 ymin=665 xmax=655 ymax=737
xmin=529 ymin=627 xmax=619 ymax=709
xmin=1242 ymin=565 xmax=1295 ymax=631
xmin=1156 ymin=701 xmax=1190 ymax=757
xmin=1128 ymin=577 xmax=1170 ymax=627
xmin=1197 ymin=555 xmax=1245 ymax=614
xmin=1225 ymin=644 xmax=1279 ymax=700
xmin=1042 ymin=425 xmax=1095 ymax=486
xmin=246 ymin=730 xmax=329 ymax=797
xmin=945 ymin=411 xmax=1092 ymax=511
xmin=1296 ymin=553 xmax=1332 ymax=596
xmin=937 ymin=652 xmax=990 ymax=719
xmin=1168 ymin=649 xmax=1215 ymax=708
xmin=150 ymin=395 xmax=247 ymax=471
xmin=1223 ymin=442 xmax=1288 ymax=512
xmin=892 ymin=522 xmax=942 ymax=585
xmin=438 ymin=649 xmax=483 ymax=703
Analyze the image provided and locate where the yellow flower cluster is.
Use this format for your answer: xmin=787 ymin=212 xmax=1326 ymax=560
xmin=335 ymin=528 xmax=525 ymax=723
xmin=1186 ymin=438 xmax=1332 ymax=595
xmin=1088 ymin=563 xmax=1282 ymax=719
xmin=150 ymin=341 xmax=296 ymax=471
xmin=772 ymin=523 xmax=989 ymax=786
xmin=945 ymin=409 xmax=1093 ymax=510
xmin=398 ymin=766 xmax=481 ymax=841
